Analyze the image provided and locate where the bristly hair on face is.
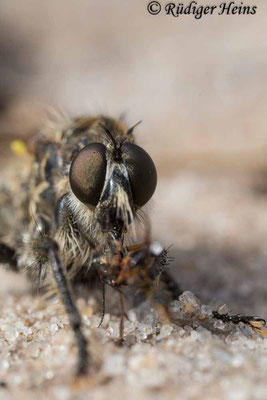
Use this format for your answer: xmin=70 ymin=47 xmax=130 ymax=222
xmin=99 ymin=121 xmax=142 ymax=161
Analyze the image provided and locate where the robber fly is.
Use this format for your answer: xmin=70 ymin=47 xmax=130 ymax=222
xmin=0 ymin=115 xmax=181 ymax=375
xmin=0 ymin=114 xmax=265 ymax=376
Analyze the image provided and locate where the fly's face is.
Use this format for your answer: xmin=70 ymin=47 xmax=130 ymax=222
xmin=68 ymin=122 xmax=157 ymax=247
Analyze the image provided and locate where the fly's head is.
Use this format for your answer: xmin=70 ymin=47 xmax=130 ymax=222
xmin=68 ymin=119 xmax=157 ymax=252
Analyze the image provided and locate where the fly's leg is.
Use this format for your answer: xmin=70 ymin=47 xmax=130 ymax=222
xmin=128 ymin=242 xmax=182 ymax=299
xmin=117 ymin=291 xmax=125 ymax=345
xmin=42 ymin=237 xmax=89 ymax=375
xmin=212 ymin=311 xmax=266 ymax=332
xmin=0 ymin=243 xmax=18 ymax=272
xmin=160 ymin=269 xmax=182 ymax=300
xmin=97 ymin=280 xmax=106 ymax=328
xmin=148 ymin=245 xmax=182 ymax=299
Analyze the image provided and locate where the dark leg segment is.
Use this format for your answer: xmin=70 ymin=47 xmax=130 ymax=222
xmin=118 ymin=290 xmax=126 ymax=343
xmin=97 ymin=280 xmax=106 ymax=328
xmin=0 ymin=243 xmax=18 ymax=271
xmin=212 ymin=311 xmax=266 ymax=327
xmin=47 ymin=239 xmax=89 ymax=375
xmin=160 ymin=270 xmax=182 ymax=300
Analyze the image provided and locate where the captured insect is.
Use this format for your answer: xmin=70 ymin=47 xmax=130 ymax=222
xmin=0 ymin=114 xmax=265 ymax=376
xmin=0 ymin=115 xmax=181 ymax=375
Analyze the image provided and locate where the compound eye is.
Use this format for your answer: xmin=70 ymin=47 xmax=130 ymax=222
xmin=69 ymin=143 xmax=107 ymax=206
xmin=122 ymin=142 xmax=157 ymax=207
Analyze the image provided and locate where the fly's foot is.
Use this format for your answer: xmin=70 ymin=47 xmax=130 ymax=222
xmin=76 ymin=340 xmax=89 ymax=376
xmin=212 ymin=311 xmax=267 ymax=335
xmin=0 ymin=243 xmax=18 ymax=271
xmin=115 ymin=338 xmax=125 ymax=347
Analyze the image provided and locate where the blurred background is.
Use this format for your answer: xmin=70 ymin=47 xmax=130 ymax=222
xmin=0 ymin=0 xmax=267 ymax=314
